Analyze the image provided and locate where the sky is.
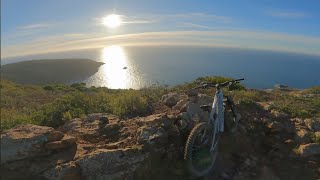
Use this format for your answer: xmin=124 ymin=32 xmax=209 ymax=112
xmin=1 ymin=0 xmax=320 ymax=58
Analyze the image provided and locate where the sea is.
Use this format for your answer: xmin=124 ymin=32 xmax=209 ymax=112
xmin=2 ymin=46 xmax=320 ymax=89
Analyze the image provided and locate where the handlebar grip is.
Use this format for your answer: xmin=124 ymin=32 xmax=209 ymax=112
xmin=235 ymin=78 xmax=244 ymax=81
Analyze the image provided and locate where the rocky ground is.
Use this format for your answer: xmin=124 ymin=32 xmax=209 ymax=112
xmin=1 ymin=90 xmax=320 ymax=180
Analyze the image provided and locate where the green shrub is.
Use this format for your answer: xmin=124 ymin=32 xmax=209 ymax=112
xmin=231 ymin=90 xmax=261 ymax=107
xmin=302 ymin=86 xmax=320 ymax=94
xmin=0 ymin=109 xmax=37 ymax=132
xmin=71 ymin=83 xmax=87 ymax=91
xmin=28 ymin=89 xmax=152 ymax=127
xmin=309 ymin=132 xmax=320 ymax=143
xmin=43 ymin=85 xmax=54 ymax=91
xmin=2 ymin=77 xmax=318 ymax=132
xmin=62 ymin=111 xmax=72 ymax=121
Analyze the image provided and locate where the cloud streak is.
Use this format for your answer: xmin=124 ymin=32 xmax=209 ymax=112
xmin=179 ymin=22 xmax=211 ymax=29
xmin=166 ymin=13 xmax=232 ymax=23
xmin=2 ymin=30 xmax=320 ymax=59
xmin=266 ymin=10 xmax=309 ymax=18
xmin=18 ymin=23 xmax=53 ymax=30
xmin=97 ymin=12 xmax=231 ymax=27
xmin=122 ymin=20 xmax=154 ymax=24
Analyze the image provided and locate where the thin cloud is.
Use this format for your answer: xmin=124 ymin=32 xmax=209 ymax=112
xmin=266 ymin=10 xmax=309 ymax=18
xmin=18 ymin=23 xmax=53 ymax=30
xmin=120 ymin=15 xmax=154 ymax=24
xmin=122 ymin=20 xmax=154 ymax=24
xmin=179 ymin=22 xmax=211 ymax=29
xmin=95 ymin=14 xmax=154 ymax=26
xmin=167 ymin=13 xmax=232 ymax=23
xmin=95 ymin=12 xmax=230 ymax=27
xmin=2 ymin=30 xmax=320 ymax=59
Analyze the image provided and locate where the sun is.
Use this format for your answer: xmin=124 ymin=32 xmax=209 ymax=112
xmin=102 ymin=14 xmax=122 ymax=28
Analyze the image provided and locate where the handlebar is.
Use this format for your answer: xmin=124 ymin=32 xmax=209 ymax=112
xmin=194 ymin=78 xmax=244 ymax=89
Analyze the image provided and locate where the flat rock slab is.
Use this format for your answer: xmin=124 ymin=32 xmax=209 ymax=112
xmin=1 ymin=124 xmax=63 ymax=165
xmin=298 ymin=143 xmax=320 ymax=157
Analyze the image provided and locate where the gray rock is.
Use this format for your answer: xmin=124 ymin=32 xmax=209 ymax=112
xmin=45 ymin=141 xmax=68 ymax=150
xmin=186 ymin=103 xmax=204 ymax=121
xmin=45 ymin=135 xmax=77 ymax=150
xmin=274 ymin=84 xmax=288 ymax=89
xmin=75 ymin=148 xmax=147 ymax=180
xmin=257 ymin=102 xmax=273 ymax=111
xmin=1 ymin=125 xmax=64 ymax=165
xmin=186 ymin=89 xmax=198 ymax=96
xmin=161 ymin=93 xmax=180 ymax=107
xmin=148 ymin=127 xmax=168 ymax=144
xmin=267 ymin=121 xmax=283 ymax=132
xmin=86 ymin=113 xmax=111 ymax=122
xmin=180 ymin=112 xmax=190 ymax=121
xmin=304 ymin=118 xmax=320 ymax=131
xmin=138 ymin=126 xmax=155 ymax=142
xmin=244 ymin=158 xmax=251 ymax=166
xmin=42 ymin=162 xmax=82 ymax=180
xmin=259 ymin=166 xmax=280 ymax=180
xmin=99 ymin=116 xmax=109 ymax=125
xmin=197 ymin=94 xmax=214 ymax=106
xmin=271 ymin=110 xmax=289 ymax=119
xmin=221 ymin=172 xmax=229 ymax=179
xmin=298 ymin=143 xmax=320 ymax=156
xmin=294 ymin=129 xmax=311 ymax=144
xmin=61 ymin=114 xmax=120 ymax=140
xmin=314 ymin=131 xmax=320 ymax=139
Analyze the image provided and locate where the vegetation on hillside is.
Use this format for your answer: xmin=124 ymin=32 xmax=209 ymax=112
xmin=1 ymin=59 xmax=104 ymax=84
xmin=1 ymin=77 xmax=320 ymax=131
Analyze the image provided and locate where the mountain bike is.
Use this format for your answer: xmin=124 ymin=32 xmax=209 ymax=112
xmin=184 ymin=78 xmax=244 ymax=176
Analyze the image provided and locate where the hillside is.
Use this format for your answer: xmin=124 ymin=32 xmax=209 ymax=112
xmin=1 ymin=77 xmax=320 ymax=179
xmin=1 ymin=59 xmax=104 ymax=84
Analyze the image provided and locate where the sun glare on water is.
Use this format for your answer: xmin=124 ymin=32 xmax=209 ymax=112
xmin=85 ymin=45 xmax=147 ymax=89
xmin=100 ymin=46 xmax=132 ymax=88
xmin=102 ymin=14 xmax=122 ymax=28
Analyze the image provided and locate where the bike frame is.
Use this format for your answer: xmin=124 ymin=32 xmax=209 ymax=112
xmin=208 ymin=88 xmax=224 ymax=152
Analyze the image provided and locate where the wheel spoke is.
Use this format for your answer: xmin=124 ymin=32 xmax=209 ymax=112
xmin=185 ymin=122 xmax=219 ymax=176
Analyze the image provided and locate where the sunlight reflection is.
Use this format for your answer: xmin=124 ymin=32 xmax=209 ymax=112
xmin=85 ymin=45 xmax=148 ymax=89
xmin=101 ymin=45 xmax=132 ymax=89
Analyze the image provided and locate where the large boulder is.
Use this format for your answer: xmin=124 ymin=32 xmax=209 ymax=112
xmin=271 ymin=110 xmax=290 ymax=119
xmin=274 ymin=84 xmax=288 ymax=89
xmin=294 ymin=129 xmax=311 ymax=144
xmin=304 ymin=118 xmax=320 ymax=131
xmin=1 ymin=125 xmax=64 ymax=165
xmin=45 ymin=135 xmax=77 ymax=150
xmin=197 ymin=94 xmax=213 ymax=105
xmin=258 ymin=166 xmax=280 ymax=180
xmin=161 ymin=93 xmax=180 ymax=107
xmin=315 ymin=132 xmax=320 ymax=140
xmin=60 ymin=113 xmax=119 ymax=142
xmin=0 ymin=113 xmax=181 ymax=180
xmin=75 ymin=148 xmax=148 ymax=180
xmin=267 ymin=121 xmax=283 ymax=132
xmin=297 ymin=143 xmax=320 ymax=156
xmin=186 ymin=103 xmax=204 ymax=121
xmin=42 ymin=162 xmax=82 ymax=180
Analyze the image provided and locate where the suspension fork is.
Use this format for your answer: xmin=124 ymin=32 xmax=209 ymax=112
xmin=224 ymin=95 xmax=238 ymax=120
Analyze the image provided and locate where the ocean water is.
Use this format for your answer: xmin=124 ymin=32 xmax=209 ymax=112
xmin=3 ymin=46 xmax=320 ymax=89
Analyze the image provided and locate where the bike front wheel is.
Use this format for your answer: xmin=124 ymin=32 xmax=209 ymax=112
xmin=184 ymin=122 xmax=219 ymax=177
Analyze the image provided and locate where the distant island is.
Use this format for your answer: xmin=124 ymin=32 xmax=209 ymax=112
xmin=1 ymin=59 xmax=104 ymax=84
